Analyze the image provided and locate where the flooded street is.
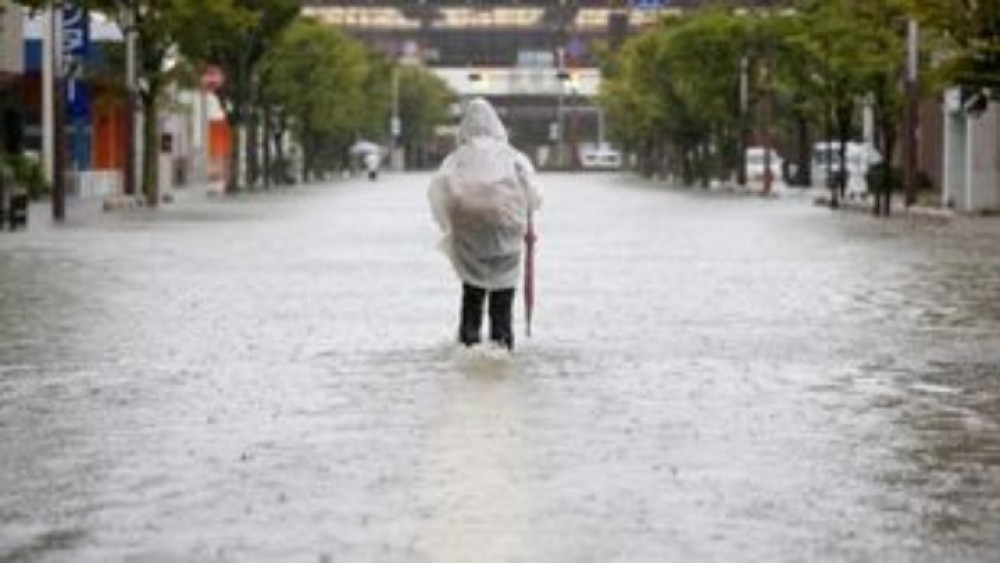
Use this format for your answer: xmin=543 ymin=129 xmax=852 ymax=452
xmin=1 ymin=173 xmax=999 ymax=562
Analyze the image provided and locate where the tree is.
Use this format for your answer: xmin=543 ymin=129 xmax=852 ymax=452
xmin=259 ymin=18 xmax=368 ymax=181
xmin=395 ymin=65 xmax=455 ymax=169
xmin=173 ymin=0 xmax=298 ymax=192
xmin=853 ymin=0 xmax=910 ymax=216
xmin=913 ymin=0 xmax=1000 ymax=99
xmin=598 ymin=33 xmax=665 ymax=177
xmin=600 ymin=10 xmax=757 ymax=187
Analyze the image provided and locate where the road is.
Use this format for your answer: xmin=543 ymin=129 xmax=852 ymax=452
xmin=1 ymin=173 xmax=999 ymax=562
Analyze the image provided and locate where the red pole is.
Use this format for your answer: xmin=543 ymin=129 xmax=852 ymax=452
xmin=523 ymin=212 xmax=536 ymax=337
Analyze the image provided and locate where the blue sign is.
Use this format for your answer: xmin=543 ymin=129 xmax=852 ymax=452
xmin=633 ymin=0 xmax=667 ymax=9
xmin=61 ymin=4 xmax=91 ymax=121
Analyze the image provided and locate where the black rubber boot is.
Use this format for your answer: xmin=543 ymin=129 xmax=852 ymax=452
xmin=488 ymin=288 xmax=515 ymax=350
xmin=459 ymin=283 xmax=486 ymax=346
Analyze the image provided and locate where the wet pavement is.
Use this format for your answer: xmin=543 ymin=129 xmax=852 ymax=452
xmin=1 ymin=173 xmax=999 ymax=562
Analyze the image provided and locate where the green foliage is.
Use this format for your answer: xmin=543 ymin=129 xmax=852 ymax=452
xmin=259 ymin=18 xmax=369 ymax=177
xmin=600 ymin=9 xmax=760 ymax=182
xmin=3 ymin=154 xmax=49 ymax=199
xmin=600 ymin=1 xmax=918 ymax=189
xmin=172 ymin=0 xmax=299 ymax=189
xmin=174 ymin=0 xmax=299 ymax=122
xmin=396 ymin=65 xmax=456 ymax=153
xmin=912 ymin=0 xmax=1000 ymax=97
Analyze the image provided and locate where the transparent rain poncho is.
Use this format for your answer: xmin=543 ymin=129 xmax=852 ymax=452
xmin=428 ymin=98 xmax=543 ymax=290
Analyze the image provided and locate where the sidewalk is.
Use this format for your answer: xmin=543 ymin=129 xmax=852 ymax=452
xmin=3 ymin=182 xmax=222 ymax=233
xmin=811 ymin=191 xmax=955 ymax=221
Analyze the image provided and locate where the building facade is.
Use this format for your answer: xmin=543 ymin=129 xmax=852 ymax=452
xmin=944 ymin=92 xmax=1000 ymax=212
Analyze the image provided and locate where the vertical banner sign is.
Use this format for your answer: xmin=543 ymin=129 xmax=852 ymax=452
xmin=61 ymin=3 xmax=90 ymax=120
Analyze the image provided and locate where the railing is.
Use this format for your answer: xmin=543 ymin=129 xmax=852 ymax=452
xmin=434 ymin=67 xmax=601 ymax=97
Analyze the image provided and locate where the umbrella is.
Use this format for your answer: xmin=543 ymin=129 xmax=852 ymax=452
xmin=349 ymin=140 xmax=382 ymax=156
xmin=523 ymin=212 xmax=537 ymax=337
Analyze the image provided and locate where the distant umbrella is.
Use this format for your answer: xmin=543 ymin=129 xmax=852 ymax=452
xmin=523 ymin=212 xmax=537 ymax=337
xmin=349 ymin=140 xmax=382 ymax=155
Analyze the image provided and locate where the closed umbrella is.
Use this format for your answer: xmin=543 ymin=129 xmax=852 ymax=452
xmin=523 ymin=212 xmax=537 ymax=337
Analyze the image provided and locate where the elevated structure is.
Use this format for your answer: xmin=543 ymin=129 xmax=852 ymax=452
xmin=304 ymin=1 xmax=789 ymax=168
xmin=303 ymin=0 xmax=695 ymax=168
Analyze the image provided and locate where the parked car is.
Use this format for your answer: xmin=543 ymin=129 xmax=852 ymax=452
xmin=745 ymin=146 xmax=783 ymax=189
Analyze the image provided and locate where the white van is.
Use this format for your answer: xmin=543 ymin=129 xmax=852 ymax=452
xmin=579 ymin=143 xmax=623 ymax=170
xmin=811 ymin=142 xmax=882 ymax=195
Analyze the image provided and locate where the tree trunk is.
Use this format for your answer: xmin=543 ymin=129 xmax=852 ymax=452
xmin=246 ymin=110 xmax=259 ymax=189
xmin=796 ymin=116 xmax=810 ymax=187
xmin=657 ymin=138 xmax=669 ymax=180
xmin=140 ymin=91 xmax=159 ymax=207
xmin=880 ymin=130 xmax=898 ymax=217
xmin=262 ymin=106 xmax=271 ymax=188
xmin=681 ymin=146 xmax=695 ymax=186
xmin=274 ymin=126 xmax=286 ymax=185
xmin=300 ymin=130 xmax=312 ymax=183
xmin=225 ymin=110 xmax=241 ymax=194
xmin=836 ymin=102 xmax=853 ymax=205
xmin=640 ymin=139 xmax=654 ymax=178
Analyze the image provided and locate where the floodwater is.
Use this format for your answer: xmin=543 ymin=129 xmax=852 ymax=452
xmin=1 ymin=174 xmax=998 ymax=562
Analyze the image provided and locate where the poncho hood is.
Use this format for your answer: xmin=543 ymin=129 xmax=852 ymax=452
xmin=458 ymin=98 xmax=508 ymax=145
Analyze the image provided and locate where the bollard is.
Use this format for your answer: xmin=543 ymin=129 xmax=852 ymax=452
xmin=9 ymin=192 xmax=27 ymax=230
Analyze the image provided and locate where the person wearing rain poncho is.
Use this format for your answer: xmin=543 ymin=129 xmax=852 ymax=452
xmin=428 ymin=98 xmax=543 ymax=351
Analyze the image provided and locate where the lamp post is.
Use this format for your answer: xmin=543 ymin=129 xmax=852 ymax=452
xmin=47 ymin=4 xmax=66 ymax=220
xmin=123 ymin=4 xmax=137 ymax=197
xmin=555 ymin=68 xmax=569 ymax=169
xmin=391 ymin=64 xmax=401 ymax=171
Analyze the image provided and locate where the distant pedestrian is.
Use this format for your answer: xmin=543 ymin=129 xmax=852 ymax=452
xmin=363 ymin=151 xmax=381 ymax=180
xmin=428 ymin=98 xmax=543 ymax=351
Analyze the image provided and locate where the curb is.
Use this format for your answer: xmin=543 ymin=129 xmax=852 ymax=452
xmin=812 ymin=194 xmax=954 ymax=221
xmin=102 ymin=194 xmax=148 ymax=212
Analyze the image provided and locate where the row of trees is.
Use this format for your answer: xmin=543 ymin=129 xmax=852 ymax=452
xmin=17 ymin=0 xmax=455 ymax=205
xmin=600 ymin=0 xmax=1000 ymax=215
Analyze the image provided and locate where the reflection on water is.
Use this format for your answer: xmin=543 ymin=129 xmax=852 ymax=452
xmin=1 ymin=175 xmax=999 ymax=561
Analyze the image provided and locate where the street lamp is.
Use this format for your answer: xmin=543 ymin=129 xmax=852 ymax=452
xmin=391 ymin=64 xmax=401 ymax=171
xmin=555 ymin=68 xmax=570 ymax=169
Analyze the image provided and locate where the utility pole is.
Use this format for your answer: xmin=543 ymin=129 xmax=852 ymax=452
xmin=41 ymin=6 xmax=54 ymax=189
xmin=123 ymin=3 xmax=136 ymax=196
xmin=903 ymin=19 xmax=920 ymax=208
xmin=49 ymin=4 xmax=66 ymax=221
